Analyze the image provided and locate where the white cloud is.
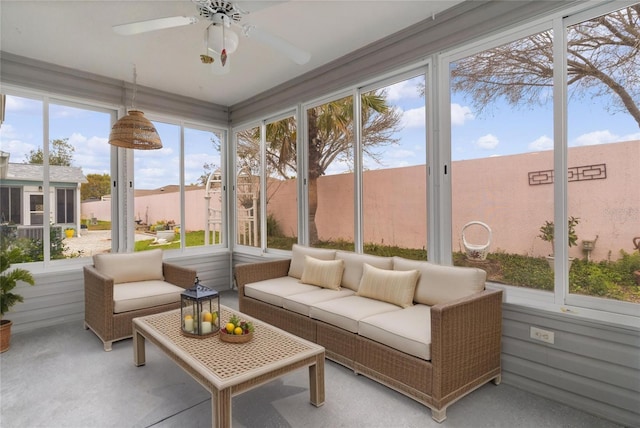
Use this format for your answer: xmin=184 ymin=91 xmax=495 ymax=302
xmin=5 ymin=95 xmax=40 ymax=113
xmin=571 ymin=130 xmax=640 ymax=147
xmin=451 ymin=104 xmax=474 ymax=126
xmin=475 ymin=134 xmax=499 ymax=150
xmin=528 ymin=135 xmax=553 ymax=151
xmin=0 ymin=123 xmax=18 ymax=139
xmin=401 ymin=106 xmax=425 ymax=128
xmin=386 ymin=80 xmax=422 ymax=101
xmin=572 ymin=130 xmax=618 ymax=146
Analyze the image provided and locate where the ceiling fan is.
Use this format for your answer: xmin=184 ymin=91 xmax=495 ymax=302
xmin=112 ymin=0 xmax=311 ymax=71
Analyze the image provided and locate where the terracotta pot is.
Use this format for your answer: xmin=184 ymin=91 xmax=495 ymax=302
xmin=0 ymin=319 xmax=13 ymax=353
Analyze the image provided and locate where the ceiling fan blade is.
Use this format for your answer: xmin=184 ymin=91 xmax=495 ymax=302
xmin=242 ymin=25 xmax=310 ymax=65
xmin=113 ymin=16 xmax=199 ymax=36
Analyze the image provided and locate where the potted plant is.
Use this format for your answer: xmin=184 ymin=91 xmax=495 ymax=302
xmin=0 ymin=248 xmax=35 ymax=352
xmin=64 ymin=227 xmax=75 ymax=238
xmin=538 ymin=216 xmax=580 ymax=270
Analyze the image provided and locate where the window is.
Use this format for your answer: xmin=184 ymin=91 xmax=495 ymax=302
xmin=0 ymin=94 xmax=44 ymax=261
xmin=184 ymin=126 xmax=225 ymax=248
xmin=305 ymin=95 xmax=355 ymax=251
xmin=439 ymin=2 xmax=640 ymax=318
xmin=565 ymin=5 xmax=640 ymax=309
xmin=448 ymin=28 xmax=555 ymax=294
xmin=265 ymin=115 xmax=298 ymax=251
xmin=234 ymin=124 xmax=261 ymax=249
xmin=133 ymin=120 xmax=226 ymax=252
xmin=362 ymin=73 xmax=427 ymax=259
xmin=0 ymin=186 xmax=21 ymax=224
xmin=49 ymin=101 xmax=112 ymax=258
xmin=55 ymin=188 xmax=75 ymax=223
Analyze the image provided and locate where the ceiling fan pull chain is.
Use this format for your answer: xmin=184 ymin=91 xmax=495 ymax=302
xmin=221 ymin=23 xmax=228 ymax=66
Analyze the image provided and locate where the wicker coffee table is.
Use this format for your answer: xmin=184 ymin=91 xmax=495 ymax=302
xmin=132 ymin=306 xmax=325 ymax=428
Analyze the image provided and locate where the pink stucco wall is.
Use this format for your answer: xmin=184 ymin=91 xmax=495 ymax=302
xmin=268 ymin=140 xmax=639 ymax=260
xmin=83 ymin=140 xmax=639 ymax=261
xmin=82 ymin=188 xmax=220 ymax=232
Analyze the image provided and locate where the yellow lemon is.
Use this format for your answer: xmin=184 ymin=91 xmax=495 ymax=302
xmin=226 ymin=323 xmax=235 ymax=334
xmin=234 ymin=326 xmax=243 ymax=335
xmin=203 ymin=312 xmax=213 ymax=323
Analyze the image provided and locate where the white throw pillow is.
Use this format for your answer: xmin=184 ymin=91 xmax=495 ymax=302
xmin=288 ymin=244 xmax=336 ymax=279
xmin=356 ymin=263 xmax=419 ymax=308
xmin=300 ymin=256 xmax=345 ymax=290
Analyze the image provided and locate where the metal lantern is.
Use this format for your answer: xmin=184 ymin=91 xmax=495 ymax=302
xmin=181 ymin=277 xmax=220 ymax=338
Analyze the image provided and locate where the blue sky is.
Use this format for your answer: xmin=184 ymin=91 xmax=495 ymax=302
xmin=2 ymin=76 xmax=639 ymax=188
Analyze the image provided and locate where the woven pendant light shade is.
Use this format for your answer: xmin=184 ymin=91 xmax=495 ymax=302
xmin=108 ymin=110 xmax=162 ymax=150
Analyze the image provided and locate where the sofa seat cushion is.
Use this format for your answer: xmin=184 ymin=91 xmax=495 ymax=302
xmin=309 ymin=295 xmax=400 ymax=333
xmin=94 ymin=249 xmax=164 ymax=284
xmin=336 ymin=251 xmax=393 ymax=291
xmin=245 ymin=276 xmax=319 ymax=308
xmin=113 ymin=280 xmax=184 ymax=314
xmin=358 ymin=304 xmax=431 ymax=360
xmin=393 ymin=257 xmax=486 ymax=306
xmin=288 ymin=244 xmax=337 ymax=279
xmin=283 ymin=288 xmax=356 ymax=316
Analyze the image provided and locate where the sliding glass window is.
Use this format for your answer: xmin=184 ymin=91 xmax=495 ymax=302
xmin=305 ymin=94 xmax=355 ymax=251
xmin=361 ymin=73 xmax=427 ymax=259
xmin=565 ymin=4 xmax=640 ymax=311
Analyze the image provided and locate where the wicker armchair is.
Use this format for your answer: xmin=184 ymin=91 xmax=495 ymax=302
xmin=83 ymin=250 xmax=196 ymax=351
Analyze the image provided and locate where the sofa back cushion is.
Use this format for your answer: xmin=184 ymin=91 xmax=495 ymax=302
xmin=93 ymin=249 xmax=164 ymax=284
xmin=288 ymin=244 xmax=336 ymax=279
xmin=393 ymin=257 xmax=486 ymax=305
xmin=336 ymin=251 xmax=393 ymax=291
xmin=300 ymin=256 xmax=345 ymax=290
xmin=356 ymin=263 xmax=420 ymax=308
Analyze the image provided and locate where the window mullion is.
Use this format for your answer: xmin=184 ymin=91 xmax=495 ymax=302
xmin=552 ymin=15 xmax=569 ymax=306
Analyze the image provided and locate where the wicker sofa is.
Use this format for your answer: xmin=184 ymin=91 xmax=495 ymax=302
xmin=83 ymin=249 xmax=196 ymax=351
xmin=234 ymin=245 xmax=503 ymax=422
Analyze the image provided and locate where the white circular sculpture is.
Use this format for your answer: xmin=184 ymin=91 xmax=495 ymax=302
xmin=462 ymin=221 xmax=492 ymax=261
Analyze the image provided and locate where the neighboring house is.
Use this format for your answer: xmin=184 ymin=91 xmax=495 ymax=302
xmin=0 ymin=152 xmax=87 ymax=239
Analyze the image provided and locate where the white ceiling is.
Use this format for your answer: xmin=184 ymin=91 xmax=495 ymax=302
xmin=0 ymin=0 xmax=462 ymax=106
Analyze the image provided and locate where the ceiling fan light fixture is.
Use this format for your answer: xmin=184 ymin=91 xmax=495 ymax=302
xmin=109 ymin=110 xmax=163 ymax=150
xmin=208 ymin=23 xmax=239 ymax=54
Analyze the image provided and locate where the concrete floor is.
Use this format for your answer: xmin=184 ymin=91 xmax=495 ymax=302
xmin=1 ymin=290 xmax=624 ymax=428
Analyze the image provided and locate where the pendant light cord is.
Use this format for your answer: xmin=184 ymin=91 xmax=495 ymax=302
xmin=132 ymin=64 xmax=138 ymax=110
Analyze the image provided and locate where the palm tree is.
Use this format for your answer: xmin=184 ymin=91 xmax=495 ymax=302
xmin=237 ymin=90 xmax=402 ymax=244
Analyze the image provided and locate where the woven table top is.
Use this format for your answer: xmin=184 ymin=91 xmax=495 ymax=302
xmin=134 ymin=306 xmax=323 ymax=386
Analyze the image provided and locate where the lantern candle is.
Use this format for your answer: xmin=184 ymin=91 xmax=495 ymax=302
xmin=201 ymin=321 xmax=212 ymax=334
xmin=184 ymin=315 xmax=194 ymax=332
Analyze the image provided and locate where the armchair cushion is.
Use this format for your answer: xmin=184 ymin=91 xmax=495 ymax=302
xmin=113 ymin=280 xmax=185 ymax=313
xmin=93 ymin=249 xmax=164 ymax=284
